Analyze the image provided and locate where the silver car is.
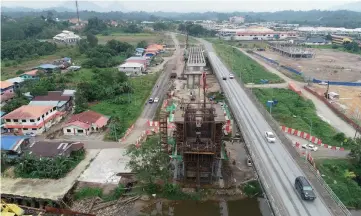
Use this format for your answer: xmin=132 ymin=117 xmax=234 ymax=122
xmin=265 ymin=131 xmax=276 ymax=143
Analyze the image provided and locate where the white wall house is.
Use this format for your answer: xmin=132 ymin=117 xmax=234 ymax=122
xmin=53 ymin=30 xmax=81 ymax=44
xmin=118 ymin=62 xmax=145 ymax=76
xmin=2 ymin=105 xmax=63 ymax=135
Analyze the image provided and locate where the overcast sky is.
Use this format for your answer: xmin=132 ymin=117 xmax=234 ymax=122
xmin=2 ymin=0 xmax=359 ymax=12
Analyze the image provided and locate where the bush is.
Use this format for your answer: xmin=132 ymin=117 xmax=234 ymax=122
xmin=243 ymin=180 xmax=262 ymax=197
xmin=332 ymin=44 xmax=339 ymax=49
xmin=75 ymin=187 xmax=103 ymax=200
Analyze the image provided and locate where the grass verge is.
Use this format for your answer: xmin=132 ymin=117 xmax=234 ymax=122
xmin=97 ymin=32 xmax=165 ymax=46
xmin=74 ymin=185 xmax=125 ymax=201
xmin=254 ymin=88 xmax=353 ymax=148
xmin=90 ymin=73 xmax=159 ymax=139
xmin=211 ymin=40 xmax=284 ymax=84
xmin=176 ymin=34 xmax=199 ymax=45
xmin=317 ymin=159 xmax=361 ymax=208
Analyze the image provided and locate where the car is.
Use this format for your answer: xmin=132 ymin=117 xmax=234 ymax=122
xmin=302 ymin=144 xmax=318 ymax=151
xmin=246 ymin=157 xmax=252 ymax=167
xmin=318 ymin=81 xmax=328 ymax=85
xmin=148 ymin=98 xmax=154 ymax=103
xmin=265 ymin=131 xmax=276 ymax=143
xmin=294 ymin=176 xmax=316 ymax=201
xmin=222 ymin=76 xmax=227 ymax=80
xmin=154 ymin=97 xmax=159 ymax=103
xmin=229 ymin=74 xmax=234 ymax=79
xmin=25 ymin=132 xmax=36 ymax=137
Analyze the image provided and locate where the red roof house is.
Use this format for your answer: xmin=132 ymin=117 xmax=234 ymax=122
xmin=63 ymin=110 xmax=109 ymax=136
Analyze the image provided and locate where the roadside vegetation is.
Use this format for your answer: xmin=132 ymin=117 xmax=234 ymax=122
xmin=317 ymin=158 xmax=361 ymax=208
xmin=74 ymin=185 xmax=125 ymax=201
xmin=211 ymin=40 xmax=284 ymax=84
xmin=254 ymin=88 xmax=355 ymax=148
xmin=10 ymin=149 xmax=85 ymax=179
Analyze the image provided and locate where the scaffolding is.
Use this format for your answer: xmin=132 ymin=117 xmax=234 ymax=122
xmin=159 ymin=111 xmax=168 ymax=153
xmin=173 ymin=102 xmax=225 ymax=187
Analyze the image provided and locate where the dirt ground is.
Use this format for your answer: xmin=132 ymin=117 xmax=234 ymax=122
xmin=309 ymin=85 xmax=361 ymax=122
xmin=256 ymin=48 xmax=361 ymax=82
xmin=97 ymin=33 xmax=165 ymax=46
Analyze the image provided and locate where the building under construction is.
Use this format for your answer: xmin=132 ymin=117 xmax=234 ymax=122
xmin=172 ymin=101 xmax=226 ymax=186
xmin=269 ymin=42 xmax=314 ymax=58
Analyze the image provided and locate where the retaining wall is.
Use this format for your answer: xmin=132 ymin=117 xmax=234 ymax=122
xmin=304 ymin=86 xmax=361 ymax=133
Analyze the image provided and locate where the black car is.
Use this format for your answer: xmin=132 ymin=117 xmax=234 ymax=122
xmin=294 ymin=176 xmax=316 ymax=201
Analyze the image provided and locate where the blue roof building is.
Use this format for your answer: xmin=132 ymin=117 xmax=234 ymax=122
xmin=1 ymin=136 xmax=29 ymax=154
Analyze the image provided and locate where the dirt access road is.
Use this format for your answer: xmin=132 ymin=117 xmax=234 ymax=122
xmin=238 ymin=47 xmax=356 ymax=138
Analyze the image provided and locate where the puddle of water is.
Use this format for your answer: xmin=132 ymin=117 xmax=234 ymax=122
xmin=137 ymin=198 xmax=272 ymax=216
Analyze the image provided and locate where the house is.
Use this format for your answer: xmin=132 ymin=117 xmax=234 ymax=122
xmin=20 ymin=69 xmax=40 ymax=80
xmin=118 ymin=62 xmax=145 ymax=76
xmin=30 ymin=91 xmax=73 ymax=111
xmin=1 ymin=111 xmax=7 ymax=133
xmin=53 ymin=30 xmax=81 ymax=44
xmin=1 ymin=92 xmax=15 ymax=107
xmin=1 ymin=135 xmax=30 ymax=157
xmin=303 ymin=37 xmax=331 ymax=45
xmin=144 ymin=52 xmax=156 ymax=58
xmin=147 ymin=44 xmax=164 ymax=52
xmin=2 ymin=105 xmax=64 ymax=135
xmin=331 ymin=35 xmax=353 ymax=45
xmin=126 ymin=56 xmax=149 ymax=68
xmin=62 ymin=89 xmax=76 ymax=97
xmin=38 ymin=64 xmax=60 ymax=73
xmin=135 ymin=48 xmax=145 ymax=56
xmin=1 ymin=81 xmax=14 ymax=94
xmin=6 ymin=77 xmax=25 ymax=90
xmin=27 ymin=141 xmax=84 ymax=158
xmin=63 ymin=110 xmax=109 ymax=136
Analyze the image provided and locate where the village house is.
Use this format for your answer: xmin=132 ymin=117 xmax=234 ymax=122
xmin=1 ymin=92 xmax=15 ymax=107
xmin=1 ymin=135 xmax=30 ymax=157
xmin=118 ymin=62 xmax=145 ymax=76
xmin=126 ymin=56 xmax=149 ymax=68
xmin=20 ymin=69 xmax=40 ymax=80
xmin=0 ymin=81 xmax=14 ymax=95
xmin=53 ymin=30 xmax=81 ymax=44
xmin=6 ymin=77 xmax=25 ymax=90
xmin=37 ymin=64 xmax=60 ymax=73
xmin=2 ymin=105 xmax=64 ymax=135
xmin=62 ymin=110 xmax=109 ymax=136
xmin=29 ymin=91 xmax=73 ymax=112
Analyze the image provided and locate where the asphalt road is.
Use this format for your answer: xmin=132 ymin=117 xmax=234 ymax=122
xmin=142 ymin=33 xmax=181 ymax=119
xmin=200 ymin=39 xmax=335 ymax=216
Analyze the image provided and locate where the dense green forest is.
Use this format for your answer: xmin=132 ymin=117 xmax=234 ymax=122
xmin=3 ymin=10 xmax=361 ymax=28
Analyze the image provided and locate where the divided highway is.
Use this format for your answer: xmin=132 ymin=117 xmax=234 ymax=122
xmin=200 ymin=39 xmax=338 ymax=216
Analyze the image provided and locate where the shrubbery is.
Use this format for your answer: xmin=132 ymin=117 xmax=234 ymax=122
xmin=2 ymin=40 xmax=57 ymax=61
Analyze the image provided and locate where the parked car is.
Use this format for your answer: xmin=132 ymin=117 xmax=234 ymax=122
xmin=229 ymin=74 xmax=234 ymax=79
xmin=148 ymin=98 xmax=154 ymax=103
xmin=25 ymin=132 xmax=36 ymax=137
xmin=154 ymin=97 xmax=159 ymax=103
xmin=302 ymin=144 xmax=318 ymax=151
xmin=318 ymin=81 xmax=328 ymax=85
xmin=265 ymin=131 xmax=276 ymax=143
xmin=246 ymin=157 xmax=252 ymax=167
xmin=294 ymin=176 xmax=316 ymax=201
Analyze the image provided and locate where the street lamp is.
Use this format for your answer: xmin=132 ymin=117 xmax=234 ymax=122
xmin=303 ymin=117 xmax=313 ymax=145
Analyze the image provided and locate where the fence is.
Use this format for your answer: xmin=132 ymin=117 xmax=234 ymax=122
xmin=312 ymin=78 xmax=361 ymax=87
xmin=304 ymin=86 xmax=361 ymax=133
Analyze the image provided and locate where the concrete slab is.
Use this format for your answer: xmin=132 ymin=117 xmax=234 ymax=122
xmin=78 ymin=148 xmax=131 ymax=184
xmin=1 ymin=149 xmax=100 ymax=200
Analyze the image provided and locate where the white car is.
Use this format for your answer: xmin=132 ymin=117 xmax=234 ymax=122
xmin=154 ymin=97 xmax=159 ymax=103
xmin=302 ymin=144 xmax=318 ymax=151
xmin=318 ymin=81 xmax=328 ymax=85
xmin=25 ymin=132 xmax=36 ymax=137
xmin=265 ymin=131 xmax=276 ymax=143
xmin=229 ymin=74 xmax=234 ymax=79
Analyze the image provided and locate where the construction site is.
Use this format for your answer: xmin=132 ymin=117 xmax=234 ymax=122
xmin=256 ymin=45 xmax=361 ymax=82
xmin=268 ymin=42 xmax=315 ymax=58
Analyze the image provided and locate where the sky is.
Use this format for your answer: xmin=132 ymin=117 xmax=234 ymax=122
xmin=2 ymin=0 xmax=360 ymax=12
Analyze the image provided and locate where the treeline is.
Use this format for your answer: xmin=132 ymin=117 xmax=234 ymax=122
xmin=178 ymin=22 xmax=216 ymax=37
xmin=3 ymin=10 xmax=361 ymax=29
xmin=1 ymin=40 xmax=57 ymax=61
xmin=1 ymin=14 xmax=69 ymax=41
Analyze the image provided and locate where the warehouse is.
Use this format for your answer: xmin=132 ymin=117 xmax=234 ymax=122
xmin=218 ymin=27 xmax=297 ymax=41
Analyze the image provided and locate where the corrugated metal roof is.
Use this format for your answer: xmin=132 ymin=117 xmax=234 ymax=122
xmin=6 ymin=77 xmax=25 ymax=84
xmin=29 ymin=100 xmax=67 ymax=107
xmin=119 ymin=62 xmax=144 ymax=68
xmin=1 ymin=136 xmax=27 ymax=151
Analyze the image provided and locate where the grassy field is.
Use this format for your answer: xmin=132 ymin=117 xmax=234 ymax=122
xmin=254 ymin=88 xmax=353 ymax=148
xmin=212 ymin=40 xmax=284 ymax=84
xmin=97 ymin=32 xmax=165 ymax=46
xmin=307 ymin=44 xmax=361 ymax=55
xmin=176 ymin=34 xmax=199 ymax=45
xmin=1 ymin=46 xmax=81 ymax=80
xmin=90 ymin=73 xmax=159 ymax=137
xmin=317 ymin=159 xmax=361 ymax=208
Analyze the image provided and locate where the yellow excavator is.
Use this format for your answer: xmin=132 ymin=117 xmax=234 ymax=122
xmin=1 ymin=200 xmax=26 ymax=216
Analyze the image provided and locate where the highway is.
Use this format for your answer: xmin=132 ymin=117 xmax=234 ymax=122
xmin=200 ymin=39 xmax=334 ymax=216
